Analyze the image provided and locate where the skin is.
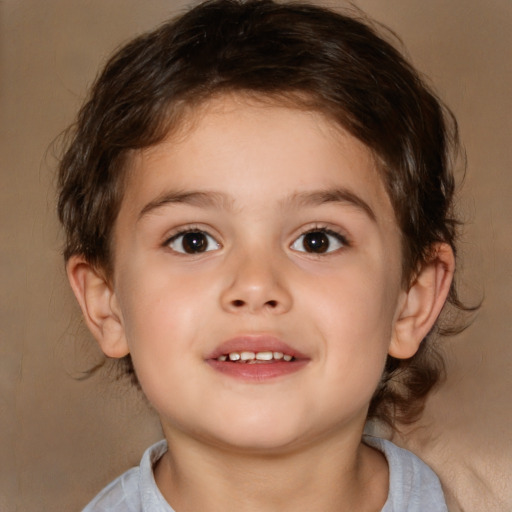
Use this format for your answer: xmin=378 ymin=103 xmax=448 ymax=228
xmin=68 ymin=94 xmax=454 ymax=512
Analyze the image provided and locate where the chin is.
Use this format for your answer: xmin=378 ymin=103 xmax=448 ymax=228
xmin=200 ymin=412 xmax=313 ymax=455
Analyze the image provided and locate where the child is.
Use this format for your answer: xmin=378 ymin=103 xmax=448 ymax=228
xmin=58 ymin=0 xmax=464 ymax=510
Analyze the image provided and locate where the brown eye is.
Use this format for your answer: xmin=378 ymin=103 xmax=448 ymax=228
xmin=291 ymin=229 xmax=346 ymax=254
xmin=169 ymin=231 xmax=220 ymax=254
xmin=303 ymin=231 xmax=329 ymax=253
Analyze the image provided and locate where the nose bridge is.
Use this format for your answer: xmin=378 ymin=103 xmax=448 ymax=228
xmin=220 ymin=243 xmax=292 ymax=314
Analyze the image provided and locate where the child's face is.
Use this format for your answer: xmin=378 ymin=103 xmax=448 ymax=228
xmin=110 ymin=95 xmax=407 ymax=450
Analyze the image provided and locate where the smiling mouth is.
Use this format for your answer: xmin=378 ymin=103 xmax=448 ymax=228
xmin=217 ymin=351 xmax=294 ymax=363
xmin=207 ymin=338 xmax=307 ymax=380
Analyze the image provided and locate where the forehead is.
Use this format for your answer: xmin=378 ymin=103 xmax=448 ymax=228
xmin=120 ymin=94 xmax=397 ymax=230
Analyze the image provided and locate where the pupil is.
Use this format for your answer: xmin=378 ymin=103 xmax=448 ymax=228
xmin=303 ymin=232 xmax=329 ymax=253
xmin=182 ymin=232 xmax=207 ymax=253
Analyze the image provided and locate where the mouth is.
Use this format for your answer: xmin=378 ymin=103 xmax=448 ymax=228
xmin=206 ymin=336 xmax=308 ymax=381
xmin=216 ymin=350 xmax=294 ymax=363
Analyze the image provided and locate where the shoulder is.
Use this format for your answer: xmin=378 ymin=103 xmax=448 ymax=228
xmin=82 ymin=440 xmax=172 ymax=512
xmin=363 ymin=435 xmax=448 ymax=512
xmin=82 ymin=466 xmax=141 ymax=512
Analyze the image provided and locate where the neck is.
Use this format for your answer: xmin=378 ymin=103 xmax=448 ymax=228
xmin=154 ymin=427 xmax=388 ymax=512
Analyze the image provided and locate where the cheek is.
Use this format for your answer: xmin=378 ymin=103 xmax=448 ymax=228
xmin=116 ymin=262 xmax=223 ymax=378
xmin=117 ymin=279 xmax=203 ymax=413
xmin=120 ymin=257 xmax=209 ymax=324
xmin=116 ymin=271 xmax=188 ymax=359
xmin=304 ymin=261 xmax=400 ymax=378
xmin=309 ymin=262 xmax=398 ymax=331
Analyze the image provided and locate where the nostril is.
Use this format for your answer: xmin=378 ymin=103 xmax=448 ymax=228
xmin=227 ymin=298 xmax=282 ymax=311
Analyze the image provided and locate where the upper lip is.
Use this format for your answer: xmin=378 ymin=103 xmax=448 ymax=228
xmin=206 ymin=335 xmax=308 ymax=360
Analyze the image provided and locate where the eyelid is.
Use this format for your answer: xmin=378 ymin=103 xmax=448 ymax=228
xmin=163 ymin=223 xmax=217 ymax=243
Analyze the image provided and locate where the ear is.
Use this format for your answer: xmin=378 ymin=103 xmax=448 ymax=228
xmin=66 ymin=255 xmax=129 ymax=358
xmin=389 ymin=243 xmax=455 ymax=359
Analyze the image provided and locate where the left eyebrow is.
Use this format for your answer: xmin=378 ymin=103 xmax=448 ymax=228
xmin=287 ymin=188 xmax=376 ymax=222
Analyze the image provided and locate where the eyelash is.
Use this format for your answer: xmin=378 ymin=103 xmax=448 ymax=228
xmin=163 ymin=225 xmax=350 ymax=255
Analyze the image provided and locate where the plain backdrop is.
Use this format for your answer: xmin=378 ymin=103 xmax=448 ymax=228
xmin=1 ymin=0 xmax=511 ymax=510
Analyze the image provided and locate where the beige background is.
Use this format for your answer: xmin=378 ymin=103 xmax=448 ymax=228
xmin=1 ymin=0 xmax=510 ymax=510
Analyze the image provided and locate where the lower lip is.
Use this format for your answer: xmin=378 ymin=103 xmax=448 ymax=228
xmin=207 ymin=359 xmax=309 ymax=381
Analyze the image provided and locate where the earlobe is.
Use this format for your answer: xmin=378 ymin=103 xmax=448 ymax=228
xmin=389 ymin=243 xmax=455 ymax=359
xmin=66 ymin=256 xmax=129 ymax=358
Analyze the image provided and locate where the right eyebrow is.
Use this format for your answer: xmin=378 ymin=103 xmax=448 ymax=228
xmin=137 ymin=190 xmax=231 ymax=221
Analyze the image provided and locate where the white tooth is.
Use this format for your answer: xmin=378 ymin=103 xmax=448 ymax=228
xmin=256 ymin=351 xmax=273 ymax=361
xmin=229 ymin=352 xmax=241 ymax=361
xmin=240 ymin=351 xmax=256 ymax=361
xmin=273 ymin=352 xmax=284 ymax=360
xmin=283 ymin=354 xmax=293 ymax=362
xmin=218 ymin=355 xmax=227 ymax=361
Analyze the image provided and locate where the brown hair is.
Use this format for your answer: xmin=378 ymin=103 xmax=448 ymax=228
xmin=58 ymin=0 xmax=470 ymax=426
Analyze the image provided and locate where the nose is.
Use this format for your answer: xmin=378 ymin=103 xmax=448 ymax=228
xmin=220 ymin=251 xmax=293 ymax=315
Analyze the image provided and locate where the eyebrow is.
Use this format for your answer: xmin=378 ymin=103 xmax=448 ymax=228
xmin=289 ymin=188 xmax=376 ymax=221
xmin=138 ymin=187 xmax=376 ymax=222
xmin=138 ymin=190 xmax=231 ymax=220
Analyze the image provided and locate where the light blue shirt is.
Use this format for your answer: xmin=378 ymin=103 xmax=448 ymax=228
xmin=82 ymin=436 xmax=448 ymax=511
